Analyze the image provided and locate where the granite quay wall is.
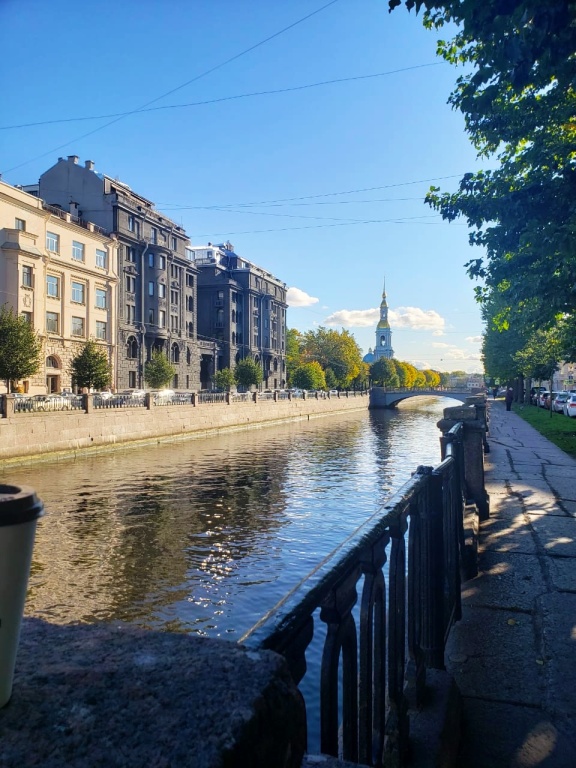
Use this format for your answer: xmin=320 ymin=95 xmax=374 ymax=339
xmin=0 ymin=391 xmax=368 ymax=463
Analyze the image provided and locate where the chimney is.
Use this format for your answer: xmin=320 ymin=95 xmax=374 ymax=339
xmin=68 ymin=155 xmax=79 ymax=164
xmin=70 ymin=201 xmax=80 ymax=216
xmin=85 ymin=160 xmax=95 ymax=171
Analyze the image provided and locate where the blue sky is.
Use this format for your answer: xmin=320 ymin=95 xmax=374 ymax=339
xmin=1 ymin=0 xmax=486 ymax=373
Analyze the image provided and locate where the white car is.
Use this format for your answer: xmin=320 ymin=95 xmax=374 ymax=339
xmin=563 ymin=394 xmax=576 ymax=417
xmin=552 ymin=392 xmax=569 ymax=413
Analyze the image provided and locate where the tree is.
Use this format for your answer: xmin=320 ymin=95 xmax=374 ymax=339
xmin=286 ymin=328 xmax=304 ymax=385
xmin=423 ymin=369 xmax=441 ymax=387
xmin=301 ymin=327 xmax=363 ymax=388
xmin=70 ymin=340 xmax=112 ymax=391
xmin=292 ymin=361 xmax=326 ymax=391
xmin=392 ymin=0 xmax=576 ymax=350
xmin=214 ymin=368 xmax=236 ymax=391
xmin=324 ymin=367 xmax=338 ymax=390
xmin=144 ymin=349 xmax=175 ymax=389
xmin=235 ymin=358 xmax=263 ymax=389
xmin=0 ymin=305 xmax=42 ymax=392
xmin=370 ymin=358 xmax=400 ymax=388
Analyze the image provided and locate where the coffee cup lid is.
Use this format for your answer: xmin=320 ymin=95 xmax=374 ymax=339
xmin=0 ymin=485 xmax=44 ymax=526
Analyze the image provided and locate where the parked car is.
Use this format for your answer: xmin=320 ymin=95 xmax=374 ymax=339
xmin=538 ymin=391 xmax=551 ymax=408
xmin=530 ymin=387 xmax=547 ymax=405
xmin=152 ymin=389 xmax=175 ymax=403
xmin=32 ymin=394 xmax=71 ymax=411
xmin=552 ymin=392 xmax=570 ymax=413
xmin=563 ymin=394 xmax=576 ymax=417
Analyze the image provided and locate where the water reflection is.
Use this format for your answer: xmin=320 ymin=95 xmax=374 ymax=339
xmin=3 ymin=397 xmax=457 ymax=637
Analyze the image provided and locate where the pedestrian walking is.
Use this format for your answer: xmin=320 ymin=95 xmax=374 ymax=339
xmin=505 ymin=387 xmax=514 ymax=411
xmin=492 ymin=387 xmax=498 ymax=399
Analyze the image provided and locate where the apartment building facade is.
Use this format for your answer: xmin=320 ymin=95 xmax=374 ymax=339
xmin=0 ymin=179 xmax=118 ymax=394
xmin=38 ymin=156 xmax=203 ymax=390
xmin=191 ymin=242 xmax=287 ymax=389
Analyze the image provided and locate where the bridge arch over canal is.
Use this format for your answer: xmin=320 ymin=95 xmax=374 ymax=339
xmin=369 ymin=386 xmax=478 ymax=409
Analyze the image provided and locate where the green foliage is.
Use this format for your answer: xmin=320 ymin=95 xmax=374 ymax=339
xmin=235 ymin=357 xmax=263 ymax=388
xmin=70 ymin=340 xmax=112 ymax=391
xmin=292 ymin=361 xmax=327 ymax=391
xmin=423 ymin=369 xmax=441 ymax=387
xmin=301 ymin=327 xmax=363 ymax=388
xmin=0 ymin=305 xmax=42 ymax=392
xmin=144 ymin=349 xmax=176 ymax=389
xmin=324 ymin=367 xmax=338 ymax=389
xmin=286 ymin=328 xmax=304 ymax=385
xmin=213 ymin=368 xmax=236 ymax=390
xmin=393 ymin=0 xmax=576 ymax=367
xmin=370 ymin=358 xmax=400 ymax=387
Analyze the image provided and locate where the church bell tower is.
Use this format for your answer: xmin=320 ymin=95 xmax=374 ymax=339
xmin=374 ymin=280 xmax=393 ymax=360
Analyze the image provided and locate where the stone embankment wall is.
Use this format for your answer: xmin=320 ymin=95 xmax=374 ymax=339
xmin=0 ymin=393 xmax=368 ymax=463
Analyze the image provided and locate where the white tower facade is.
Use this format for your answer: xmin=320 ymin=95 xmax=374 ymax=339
xmin=374 ymin=281 xmax=394 ymax=360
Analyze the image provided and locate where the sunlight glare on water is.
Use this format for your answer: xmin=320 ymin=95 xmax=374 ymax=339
xmin=2 ymin=398 xmax=457 ymax=637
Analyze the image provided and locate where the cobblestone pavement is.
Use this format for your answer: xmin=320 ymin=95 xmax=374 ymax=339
xmin=446 ymin=400 xmax=576 ymax=768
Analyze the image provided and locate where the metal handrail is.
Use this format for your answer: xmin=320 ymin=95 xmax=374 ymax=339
xmin=240 ymin=422 xmax=466 ymax=766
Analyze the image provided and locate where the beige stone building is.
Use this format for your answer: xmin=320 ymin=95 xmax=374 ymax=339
xmin=0 ymin=180 xmax=118 ymax=394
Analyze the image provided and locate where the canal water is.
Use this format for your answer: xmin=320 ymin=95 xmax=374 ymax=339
xmin=3 ymin=397 xmax=457 ymax=638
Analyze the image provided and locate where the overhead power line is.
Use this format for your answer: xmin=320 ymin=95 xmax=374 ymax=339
xmin=0 ymin=63 xmax=443 ymax=131
xmin=0 ymin=0 xmax=342 ymax=176
xmin=157 ymin=174 xmax=465 ymax=212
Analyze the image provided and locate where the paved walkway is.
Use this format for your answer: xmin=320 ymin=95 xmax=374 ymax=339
xmin=445 ymin=400 xmax=576 ymax=767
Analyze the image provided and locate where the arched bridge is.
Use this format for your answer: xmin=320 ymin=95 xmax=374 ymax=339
xmin=370 ymin=386 xmax=480 ymax=409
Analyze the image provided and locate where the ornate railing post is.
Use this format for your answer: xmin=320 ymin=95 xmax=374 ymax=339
xmin=359 ymin=537 xmax=388 ymax=766
xmin=320 ymin=567 xmax=360 ymax=762
xmin=384 ymin=515 xmax=409 ymax=767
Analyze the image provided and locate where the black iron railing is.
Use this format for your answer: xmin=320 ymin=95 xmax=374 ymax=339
xmin=240 ymin=422 xmax=467 ymax=767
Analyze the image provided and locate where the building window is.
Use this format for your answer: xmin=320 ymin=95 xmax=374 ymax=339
xmin=158 ymin=255 xmax=166 ymax=270
xmin=186 ymin=295 xmax=193 ymax=312
xmin=159 ymin=310 xmax=166 ymax=328
xmin=96 ymin=321 xmax=107 ymax=340
xmin=46 ymin=231 xmax=59 ymax=253
xmin=148 ymin=281 xmax=154 ymax=297
xmin=126 ymin=275 xmax=136 ymax=293
xmin=170 ymin=264 xmax=178 ymax=279
xmin=128 ymin=215 xmax=136 ymax=233
xmin=46 ymin=311 xmax=59 ymax=333
xmin=71 ymin=316 xmax=85 ymax=337
xmin=22 ymin=265 xmax=33 ymax=288
xmin=72 ymin=241 xmax=85 ymax=261
xmin=46 ymin=355 xmax=59 ymax=369
xmin=171 ymin=236 xmax=177 ymax=251
xmin=128 ymin=371 xmax=137 ymax=388
xmin=96 ymin=249 xmax=107 ymax=268
xmin=187 ymin=348 xmax=191 ymax=364
xmin=158 ymin=283 xmax=166 ymax=298
xmin=21 ymin=311 xmax=32 ymax=324
xmin=171 ymin=314 xmax=179 ymax=331
xmin=171 ymin=290 xmax=178 ymax=305
xmin=148 ymin=308 xmax=155 ymax=324
xmin=15 ymin=218 xmax=26 ymax=231
xmin=71 ymin=281 xmax=85 ymax=304
xmin=150 ymin=227 xmax=158 ymax=244
xmin=127 ymin=337 xmax=138 ymax=359
xmin=188 ymin=321 xmax=194 ymax=337
xmin=126 ymin=304 xmax=136 ymax=323
xmin=46 ymin=275 xmax=59 ymax=298
xmin=171 ymin=343 xmax=180 ymax=363
xmin=185 ymin=248 xmax=194 ymax=261
xmin=186 ymin=273 xmax=194 ymax=287
xmin=95 ymin=288 xmax=107 ymax=309
xmin=148 ymin=253 xmax=154 ymax=268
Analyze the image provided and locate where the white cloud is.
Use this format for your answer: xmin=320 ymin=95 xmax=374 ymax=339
xmin=323 ymin=305 xmax=446 ymax=333
xmin=324 ymin=308 xmax=379 ymax=327
xmin=287 ymin=287 xmax=319 ymax=307
xmin=389 ymin=306 xmax=446 ymax=334
xmin=466 ymin=335 xmax=482 ymax=344
xmin=432 ymin=342 xmax=482 ymax=362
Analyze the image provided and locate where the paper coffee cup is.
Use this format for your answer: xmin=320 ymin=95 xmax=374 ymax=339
xmin=0 ymin=484 xmax=44 ymax=708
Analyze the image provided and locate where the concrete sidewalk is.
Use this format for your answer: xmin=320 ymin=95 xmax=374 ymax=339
xmin=445 ymin=400 xmax=576 ymax=767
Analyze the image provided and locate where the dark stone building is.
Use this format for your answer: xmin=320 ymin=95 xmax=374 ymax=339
xmin=191 ymin=243 xmax=287 ymax=390
xmin=38 ymin=156 xmax=205 ymax=390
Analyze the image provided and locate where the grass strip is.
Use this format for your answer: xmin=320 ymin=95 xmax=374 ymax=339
xmin=512 ymin=403 xmax=576 ymax=458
